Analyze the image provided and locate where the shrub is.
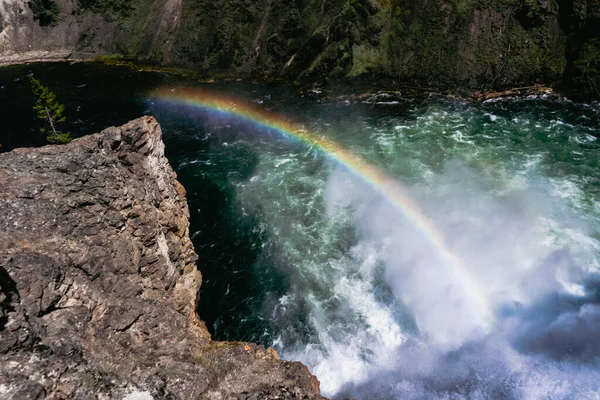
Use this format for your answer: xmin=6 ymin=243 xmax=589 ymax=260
xmin=28 ymin=0 xmax=60 ymax=26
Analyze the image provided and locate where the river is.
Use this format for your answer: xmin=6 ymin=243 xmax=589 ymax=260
xmin=2 ymin=62 xmax=600 ymax=399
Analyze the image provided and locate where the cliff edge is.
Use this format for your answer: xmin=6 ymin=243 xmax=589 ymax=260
xmin=0 ymin=117 xmax=323 ymax=399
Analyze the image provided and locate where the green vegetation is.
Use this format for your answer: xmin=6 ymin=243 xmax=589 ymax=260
xmin=120 ymin=0 xmax=159 ymax=59
xmin=28 ymin=0 xmax=60 ymax=26
xmin=28 ymin=76 xmax=72 ymax=144
xmin=77 ymin=0 xmax=134 ymax=18
xmin=39 ymin=0 xmax=594 ymax=98
xmin=95 ymin=54 xmax=127 ymax=63
xmin=569 ymin=38 xmax=600 ymax=98
xmin=167 ymin=0 xmax=569 ymax=91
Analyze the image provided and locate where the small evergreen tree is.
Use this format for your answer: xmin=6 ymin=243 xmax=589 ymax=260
xmin=28 ymin=75 xmax=72 ymax=144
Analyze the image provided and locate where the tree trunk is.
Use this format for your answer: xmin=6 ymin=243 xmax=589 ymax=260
xmin=46 ymin=108 xmax=57 ymax=136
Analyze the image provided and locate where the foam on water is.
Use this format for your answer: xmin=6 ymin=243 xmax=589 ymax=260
xmin=153 ymin=94 xmax=600 ymax=398
xmin=243 ymin=100 xmax=600 ymax=398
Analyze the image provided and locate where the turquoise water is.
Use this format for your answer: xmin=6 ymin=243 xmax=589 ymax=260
xmin=3 ymin=64 xmax=600 ymax=399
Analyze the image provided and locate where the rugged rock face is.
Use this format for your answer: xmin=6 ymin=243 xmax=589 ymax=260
xmin=0 ymin=0 xmax=117 ymax=63
xmin=0 ymin=117 xmax=324 ymax=399
xmin=0 ymin=0 xmax=598 ymax=98
xmin=0 ymin=0 xmax=181 ymax=65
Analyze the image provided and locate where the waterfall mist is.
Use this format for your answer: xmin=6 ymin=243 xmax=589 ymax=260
xmin=294 ymin=161 xmax=600 ymax=398
xmin=150 ymin=92 xmax=600 ymax=399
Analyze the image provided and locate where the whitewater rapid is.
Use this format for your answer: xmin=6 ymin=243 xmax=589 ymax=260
xmin=155 ymin=93 xmax=600 ymax=399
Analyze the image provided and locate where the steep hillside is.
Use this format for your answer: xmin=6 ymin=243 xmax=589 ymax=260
xmin=0 ymin=0 xmax=598 ymax=97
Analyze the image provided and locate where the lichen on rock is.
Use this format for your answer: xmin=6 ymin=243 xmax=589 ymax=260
xmin=0 ymin=116 xmax=324 ymax=399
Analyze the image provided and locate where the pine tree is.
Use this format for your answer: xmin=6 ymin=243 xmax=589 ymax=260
xmin=28 ymin=75 xmax=72 ymax=144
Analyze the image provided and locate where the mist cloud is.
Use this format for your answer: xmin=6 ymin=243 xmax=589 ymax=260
xmin=318 ymin=161 xmax=600 ymax=399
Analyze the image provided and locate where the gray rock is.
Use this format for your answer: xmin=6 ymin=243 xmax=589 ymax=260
xmin=0 ymin=117 xmax=324 ymax=400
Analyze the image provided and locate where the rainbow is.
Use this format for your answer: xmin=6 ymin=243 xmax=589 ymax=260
xmin=150 ymin=86 xmax=495 ymax=329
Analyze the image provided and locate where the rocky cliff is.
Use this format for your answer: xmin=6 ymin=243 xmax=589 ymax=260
xmin=0 ymin=0 xmax=598 ymax=98
xmin=0 ymin=117 xmax=324 ymax=399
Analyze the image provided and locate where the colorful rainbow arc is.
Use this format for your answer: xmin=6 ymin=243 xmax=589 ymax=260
xmin=150 ymin=86 xmax=495 ymax=328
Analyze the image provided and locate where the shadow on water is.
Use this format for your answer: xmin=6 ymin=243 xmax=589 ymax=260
xmin=158 ymin=117 xmax=291 ymax=345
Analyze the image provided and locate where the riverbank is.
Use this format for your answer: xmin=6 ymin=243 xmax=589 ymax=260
xmin=0 ymin=57 xmax=562 ymax=106
xmin=0 ymin=50 xmax=93 ymax=67
xmin=313 ymin=83 xmax=558 ymax=104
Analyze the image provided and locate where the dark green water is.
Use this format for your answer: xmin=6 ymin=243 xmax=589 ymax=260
xmin=3 ymin=63 xmax=600 ymax=399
